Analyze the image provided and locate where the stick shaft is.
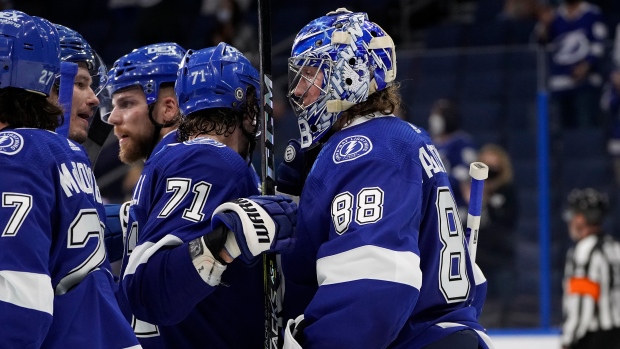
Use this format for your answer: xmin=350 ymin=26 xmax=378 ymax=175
xmin=466 ymin=162 xmax=488 ymax=264
xmin=258 ymin=0 xmax=279 ymax=347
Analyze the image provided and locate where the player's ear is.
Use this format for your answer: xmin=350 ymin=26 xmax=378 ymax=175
xmin=161 ymin=96 xmax=179 ymax=124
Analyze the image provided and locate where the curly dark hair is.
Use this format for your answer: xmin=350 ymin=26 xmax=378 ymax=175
xmin=177 ymin=85 xmax=259 ymax=142
xmin=334 ymin=83 xmax=402 ymax=130
xmin=0 ymin=88 xmax=63 ymax=130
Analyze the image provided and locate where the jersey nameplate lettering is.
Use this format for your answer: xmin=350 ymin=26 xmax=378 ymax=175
xmin=58 ymin=161 xmax=103 ymax=203
xmin=419 ymin=144 xmax=447 ymax=179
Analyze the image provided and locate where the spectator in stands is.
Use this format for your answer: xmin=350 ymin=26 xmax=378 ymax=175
xmin=209 ymin=0 xmax=257 ymax=64
xmin=427 ymin=98 xmax=477 ymax=219
xmin=501 ymin=0 xmax=541 ymax=21
xmin=535 ymin=0 xmax=607 ymax=129
xmin=561 ymin=188 xmax=620 ymax=349
xmin=466 ymin=144 xmax=518 ymax=328
xmin=601 ymin=23 xmax=620 ymax=187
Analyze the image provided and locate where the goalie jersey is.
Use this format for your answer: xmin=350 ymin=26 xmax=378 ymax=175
xmin=0 ymin=128 xmax=140 ymax=348
xmin=119 ymin=137 xmax=263 ymax=348
xmin=282 ymin=116 xmax=492 ymax=349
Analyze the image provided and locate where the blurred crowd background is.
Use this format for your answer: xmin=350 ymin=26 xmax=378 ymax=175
xmin=7 ymin=0 xmax=620 ymax=331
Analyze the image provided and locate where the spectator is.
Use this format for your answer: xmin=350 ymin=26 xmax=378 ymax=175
xmin=601 ymin=23 xmax=620 ymax=186
xmin=536 ymin=0 xmax=607 ymax=129
xmin=501 ymin=0 xmax=541 ymax=21
xmin=561 ymin=188 xmax=620 ymax=349
xmin=466 ymin=144 xmax=519 ymax=328
xmin=428 ymin=98 xmax=478 ymax=220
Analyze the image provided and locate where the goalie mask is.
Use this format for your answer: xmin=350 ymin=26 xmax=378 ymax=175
xmin=0 ymin=11 xmax=61 ymax=96
xmin=287 ymin=8 xmax=396 ymax=148
xmin=101 ymin=42 xmax=186 ymax=122
xmin=54 ymin=24 xmax=107 ymax=97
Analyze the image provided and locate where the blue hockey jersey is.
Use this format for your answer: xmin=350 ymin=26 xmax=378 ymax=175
xmin=282 ymin=116 xmax=492 ymax=349
xmin=547 ymin=2 xmax=607 ymax=91
xmin=119 ymin=136 xmax=264 ymax=348
xmin=0 ymin=128 xmax=140 ymax=349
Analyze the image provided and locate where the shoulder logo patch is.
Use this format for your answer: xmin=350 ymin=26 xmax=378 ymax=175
xmin=0 ymin=131 xmax=24 ymax=155
xmin=333 ymin=135 xmax=372 ymax=164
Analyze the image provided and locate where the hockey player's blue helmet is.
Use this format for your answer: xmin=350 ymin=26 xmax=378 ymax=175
xmin=101 ymin=42 xmax=186 ymax=122
xmin=0 ymin=10 xmax=61 ymax=96
xmin=54 ymin=24 xmax=107 ymax=96
xmin=287 ymin=8 xmax=396 ymax=149
xmin=175 ymin=42 xmax=260 ymax=116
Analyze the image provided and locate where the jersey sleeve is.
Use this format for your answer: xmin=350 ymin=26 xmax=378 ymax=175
xmin=295 ymin=153 xmax=424 ymax=348
xmin=121 ymin=146 xmax=253 ymax=325
xmin=0 ymin=157 xmax=54 ymax=347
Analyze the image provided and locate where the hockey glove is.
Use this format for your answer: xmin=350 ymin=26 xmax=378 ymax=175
xmin=211 ymin=195 xmax=297 ymax=264
xmin=276 ymin=139 xmax=322 ymax=196
xmin=104 ymin=203 xmax=128 ymax=263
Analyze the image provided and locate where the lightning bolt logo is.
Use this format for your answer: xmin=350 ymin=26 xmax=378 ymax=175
xmin=333 ymin=135 xmax=373 ymax=164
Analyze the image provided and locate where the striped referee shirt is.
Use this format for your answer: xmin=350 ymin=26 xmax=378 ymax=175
xmin=562 ymin=233 xmax=620 ymax=346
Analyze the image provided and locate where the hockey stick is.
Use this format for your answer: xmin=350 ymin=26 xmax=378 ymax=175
xmin=257 ymin=0 xmax=279 ymax=347
xmin=466 ymin=162 xmax=489 ymax=264
xmin=56 ymin=61 xmax=78 ymax=138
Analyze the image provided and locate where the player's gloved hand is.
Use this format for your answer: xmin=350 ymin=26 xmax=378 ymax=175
xmin=104 ymin=203 xmax=128 ymax=263
xmin=211 ymin=195 xmax=297 ymax=264
xmin=276 ymin=139 xmax=321 ymax=196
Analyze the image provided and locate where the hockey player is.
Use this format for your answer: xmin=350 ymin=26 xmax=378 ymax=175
xmin=0 ymin=10 xmax=140 ymax=348
xmin=561 ymin=188 xmax=620 ymax=349
xmin=278 ymin=8 xmax=493 ymax=349
xmin=104 ymin=42 xmax=186 ymax=165
xmin=118 ymin=42 xmax=295 ymax=348
xmin=51 ymin=24 xmax=107 ymax=144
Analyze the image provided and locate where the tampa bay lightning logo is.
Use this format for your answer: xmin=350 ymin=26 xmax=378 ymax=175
xmin=0 ymin=131 xmax=24 ymax=155
xmin=333 ymin=135 xmax=372 ymax=164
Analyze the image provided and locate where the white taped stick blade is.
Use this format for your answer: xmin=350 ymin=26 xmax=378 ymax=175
xmin=469 ymin=162 xmax=489 ymax=180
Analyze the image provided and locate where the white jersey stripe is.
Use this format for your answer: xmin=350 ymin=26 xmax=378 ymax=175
xmin=0 ymin=270 xmax=53 ymax=315
xmin=316 ymin=245 xmax=422 ymax=289
xmin=123 ymin=235 xmax=183 ymax=278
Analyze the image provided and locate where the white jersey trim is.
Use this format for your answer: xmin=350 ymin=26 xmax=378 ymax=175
xmin=0 ymin=270 xmax=53 ymax=315
xmin=123 ymin=234 xmax=183 ymax=278
xmin=473 ymin=263 xmax=486 ymax=285
xmin=316 ymin=245 xmax=422 ymax=289
xmin=435 ymin=322 xmax=495 ymax=349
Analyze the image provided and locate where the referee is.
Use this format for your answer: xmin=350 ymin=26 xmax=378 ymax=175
xmin=562 ymin=188 xmax=620 ymax=349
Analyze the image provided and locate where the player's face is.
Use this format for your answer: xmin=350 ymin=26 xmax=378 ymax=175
xmin=108 ymin=86 xmax=155 ymax=164
xmin=68 ymin=63 xmax=100 ymax=143
xmin=568 ymin=214 xmax=586 ymax=241
xmin=293 ymin=66 xmax=323 ymax=107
